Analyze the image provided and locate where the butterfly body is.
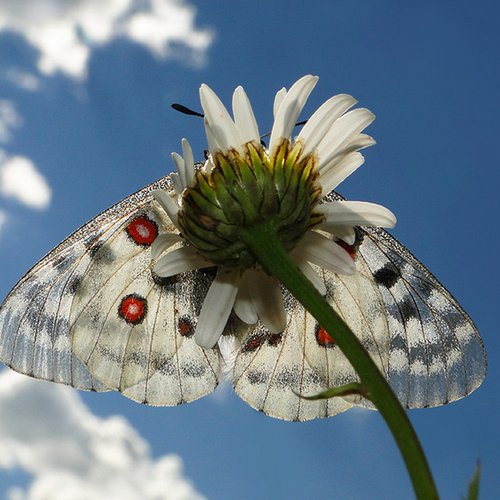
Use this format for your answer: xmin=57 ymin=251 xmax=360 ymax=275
xmin=0 ymin=175 xmax=486 ymax=421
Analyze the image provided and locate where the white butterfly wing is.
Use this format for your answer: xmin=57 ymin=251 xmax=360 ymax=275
xmin=0 ymin=195 xmax=132 ymax=391
xmin=230 ymin=192 xmax=486 ymax=421
xmin=0 ymin=176 xmax=222 ymax=403
xmin=359 ymin=225 xmax=486 ymax=408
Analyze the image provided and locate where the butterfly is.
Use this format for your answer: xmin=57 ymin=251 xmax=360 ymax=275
xmin=0 ymin=173 xmax=487 ymax=421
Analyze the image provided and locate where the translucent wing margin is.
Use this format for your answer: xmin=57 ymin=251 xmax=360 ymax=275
xmin=323 ymin=190 xmax=486 ymax=408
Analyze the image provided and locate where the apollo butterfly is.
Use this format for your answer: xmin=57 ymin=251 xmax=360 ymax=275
xmin=0 ymin=172 xmax=486 ymax=420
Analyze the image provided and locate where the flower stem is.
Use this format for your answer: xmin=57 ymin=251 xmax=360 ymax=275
xmin=240 ymin=222 xmax=438 ymax=500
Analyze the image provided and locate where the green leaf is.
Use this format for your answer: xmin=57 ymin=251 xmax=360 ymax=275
xmin=295 ymin=382 xmax=368 ymax=401
xmin=465 ymin=463 xmax=481 ymax=500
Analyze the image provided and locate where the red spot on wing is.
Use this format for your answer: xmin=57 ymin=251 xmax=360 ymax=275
xmin=336 ymin=239 xmax=356 ymax=260
xmin=242 ymin=334 xmax=266 ymax=353
xmin=315 ymin=324 xmax=335 ymax=348
xmin=126 ymin=216 xmax=158 ymax=246
xmin=178 ymin=316 xmax=194 ymax=337
xmin=118 ymin=294 xmax=147 ymax=324
xmin=267 ymin=333 xmax=283 ymax=347
xmin=242 ymin=332 xmax=283 ymax=353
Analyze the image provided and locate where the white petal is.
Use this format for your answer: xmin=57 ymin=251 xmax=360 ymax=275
xmin=204 ymin=121 xmax=219 ymax=157
xmin=151 ymin=233 xmax=182 ymax=260
xmin=200 ymin=84 xmax=243 ymax=153
xmin=234 ymin=272 xmax=258 ymax=325
xmin=316 ymin=108 xmax=375 ymax=171
xmin=269 ymin=75 xmax=318 ymax=152
xmin=169 ymin=172 xmax=183 ymax=197
xmin=153 ymin=190 xmax=179 ymax=225
xmin=298 ymin=94 xmax=357 ymax=156
xmin=294 ymin=231 xmax=355 ymax=275
xmin=292 ymin=257 xmax=327 ymax=295
xmin=317 ymin=225 xmax=356 ymax=245
xmin=232 ymin=86 xmax=260 ymax=144
xmin=153 ymin=246 xmax=212 ymax=277
xmin=195 ymin=268 xmax=241 ymax=348
xmin=347 ymin=133 xmax=376 ymax=152
xmin=247 ymin=269 xmax=287 ymax=333
xmin=273 ymin=87 xmax=287 ymax=118
xmin=171 ymin=152 xmax=186 ymax=188
xmin=181 ymin=138 xmax=195 ymax=187
xmin=318 ymin=152 xmax=365 ymax=193
xmin=318 ymin=201 xmax=397 ymax=228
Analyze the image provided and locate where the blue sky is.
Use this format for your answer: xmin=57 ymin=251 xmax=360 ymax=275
xmin=0 ymin=1 xmax=499 ymax=498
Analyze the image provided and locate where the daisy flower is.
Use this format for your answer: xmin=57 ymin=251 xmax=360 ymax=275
xmin=151 ymin=75 xmax=396 ymax=349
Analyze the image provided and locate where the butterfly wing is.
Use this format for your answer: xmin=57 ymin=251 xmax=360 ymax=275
xmin=0 ymin=176 xmax=222 ymax=403
xmin=359 ymin=225 xmax=486 ymax=408
xmin=230 ymin=192 xmax=486 ymax=421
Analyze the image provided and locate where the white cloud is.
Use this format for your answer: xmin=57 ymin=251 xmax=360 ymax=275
xmin=0 ymin=370 xmax=205 ymax=500
xmin=0 ymin=155 xmax=52 ymax=210
xmin=0 ymin=101 xmax=22 ymax=143
xmin=4 ymin=68 xmax=41 ymax=92
xmin=0 ymin=0 xmax=214 ymax=80
xmin=123 ymin=0 xmax=213 ymax=64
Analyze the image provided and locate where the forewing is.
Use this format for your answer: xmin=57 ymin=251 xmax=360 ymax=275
xmin=0 ymin=175 xmax=221 ymax=403
xmin=0 ymin=180 xmax=163 ymax=391
xmin=359 ymin=225 xmax=486 ymax=408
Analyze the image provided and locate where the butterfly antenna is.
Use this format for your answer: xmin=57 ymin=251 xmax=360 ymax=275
xmin=259 ymin=119 xmax=308 ymax=147
xmin=171 ymin=103 xmax=204 ymax=118
xmin=172 ymin=104 xmax=308 ymax=147
xmin=260 ymin=119 xmax=308 ymax=140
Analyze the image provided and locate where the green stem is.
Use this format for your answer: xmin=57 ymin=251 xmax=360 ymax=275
xmin=240 ymin=223 xmax=438 ymax=500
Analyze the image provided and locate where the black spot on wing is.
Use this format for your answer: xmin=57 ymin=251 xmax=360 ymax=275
xmin=389 ymin=331 xmax=407 ymax=352
xmin=151 ymin=354 xmax=176 ymax=376
xmin=373 ymin=264 xmax=400 ymax=288
xmin=67 ymin=275 xmax=83 ymax=295
xmin=399 ymin=297 xmax=420 ymax=324
xmin=91 ymin=245 xmax=116 ymax=265
xmin=50 ymin=254 xmax=70 ymax=269
xmin=87 ymin=240 xmax=104 ymax=258
xmin=275 ymin=368 xmax=299 ymax=388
